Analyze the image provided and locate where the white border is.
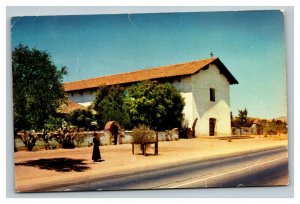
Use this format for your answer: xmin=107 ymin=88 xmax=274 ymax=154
xmin=1 ymin=1 xmax=298 ymax=203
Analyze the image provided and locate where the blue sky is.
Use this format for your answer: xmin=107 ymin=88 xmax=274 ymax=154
xmin=11 ymin=10 xmax=286 ymax=119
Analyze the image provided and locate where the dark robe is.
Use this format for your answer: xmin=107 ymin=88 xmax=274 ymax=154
xmin=92 ymin=137 xmax=101 ymax=161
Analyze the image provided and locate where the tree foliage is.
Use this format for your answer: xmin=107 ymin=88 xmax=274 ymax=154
xmin=237 ymin=108 xmax=248 ymax=127
xmin=125 ymin=81 xmax=185 ymax=130
xmin=65 ymin=108 xmax=95 ymax=130
xmin=93 ymin=85 xmax=131 ymax=129
xmin=264 ymin=119 xmax=288 ymax=135
xmin=12 ymin=44 xmax=67 ymax=131
xmin=92 ymin=81 xmax=185 ymax=131
xmin=44 ymin=115 xmax=64 ymax=131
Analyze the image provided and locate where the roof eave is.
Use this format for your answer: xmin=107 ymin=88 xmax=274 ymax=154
xmin=214 ymin=58 xmax=239 ymax=85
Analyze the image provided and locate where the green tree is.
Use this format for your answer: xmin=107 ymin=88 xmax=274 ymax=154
xmin=125 ymin=80 xmax=185 ymax=130
xmin=65 ymin=108 xmax=95 ymax=130
xmin=44 ymin=115 xmax=64 ymax=131
xmin=237 ymin=108 xmax=248 ymax=127
xmin=93 ymin=85 xmax=131 ymax=129
xmin=12 ymin=44 xmax=67 ymax=131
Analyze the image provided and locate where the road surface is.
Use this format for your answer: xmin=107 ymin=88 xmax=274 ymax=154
xmin=48 ymin=146 xmax=288 ymax=192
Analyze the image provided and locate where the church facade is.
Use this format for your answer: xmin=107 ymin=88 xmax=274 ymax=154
xmin=64 ymin=57 xmax=238 ymax=136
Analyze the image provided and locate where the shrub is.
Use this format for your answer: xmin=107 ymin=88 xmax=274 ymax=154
xmin=263 ymin=119 xmax=288 ymax=136
xmin=72 ymin=132 xmax=87 ymax=147
xmin=20 ymin=131 xmax=37 ymax=151
xmin=166 ymin=128 xmax=179 ymax=141
xmin=131 ymin=126 xmax=156 ymax=153
xmin=55 ymin=129 xmax=76 ymax=149
xmin=37 ymin=131 xmax=57 ymax=150
xmin=179 ymin=120 xmax=191 ymax=138
xmin=132 ymin=125 xmax=156 ymax=144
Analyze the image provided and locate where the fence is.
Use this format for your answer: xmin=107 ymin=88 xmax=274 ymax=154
xmin=14 ymin=129 xmax=179 ymax=151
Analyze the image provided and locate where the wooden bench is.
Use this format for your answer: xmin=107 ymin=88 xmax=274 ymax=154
xmin=131 ymin=142 xmax=158 ymax=156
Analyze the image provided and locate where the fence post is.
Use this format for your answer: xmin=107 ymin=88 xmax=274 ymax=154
xmin=132 ymin=143 xmax=134 ymax=154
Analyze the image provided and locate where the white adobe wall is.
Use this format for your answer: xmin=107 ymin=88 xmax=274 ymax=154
xmin=192 ymin=64 xmax=231 ymax=136
xmin=171 ymin=77 xmax=193 ymax=123
xmin=172 ymin=64 xmax=231 ymax=136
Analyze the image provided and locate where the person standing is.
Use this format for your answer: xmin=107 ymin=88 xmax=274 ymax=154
xmin=92 ymin=132 xmax=101 ymax=162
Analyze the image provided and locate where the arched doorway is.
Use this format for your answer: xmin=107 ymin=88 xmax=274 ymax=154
xmin=104 ymin=121 xmax=120 ymax=145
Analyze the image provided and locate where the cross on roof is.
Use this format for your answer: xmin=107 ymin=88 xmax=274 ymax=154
xmin=210 ymin=52 xmax=214 ymax=58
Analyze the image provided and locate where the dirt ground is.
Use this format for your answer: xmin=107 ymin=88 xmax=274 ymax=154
xmin=14 ymin=135 xmax=288 ymax=192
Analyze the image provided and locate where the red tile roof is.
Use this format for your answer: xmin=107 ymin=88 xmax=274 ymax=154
xmin=64 ymin=57 xmax=238 ymax=92
xmin=58 ymin=100 xmax=85 ymax=114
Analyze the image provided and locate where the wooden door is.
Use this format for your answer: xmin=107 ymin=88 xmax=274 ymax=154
xmin=209 ymin=118 xmax=216 ymax=136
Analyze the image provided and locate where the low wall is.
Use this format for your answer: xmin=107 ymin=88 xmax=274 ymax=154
xmin=15 ymin=130 xmax=179 ymax=151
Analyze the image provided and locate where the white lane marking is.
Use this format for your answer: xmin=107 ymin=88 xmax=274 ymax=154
xmin=169 ymin=156 xmax=288 ymax=188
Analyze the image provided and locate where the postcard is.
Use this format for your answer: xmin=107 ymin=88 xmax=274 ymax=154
xmin=12 ymin=10 xmax=288 ymax=192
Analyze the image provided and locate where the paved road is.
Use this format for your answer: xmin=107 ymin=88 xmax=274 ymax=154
xmin=49 ymin=146 xmax=288 ymax=192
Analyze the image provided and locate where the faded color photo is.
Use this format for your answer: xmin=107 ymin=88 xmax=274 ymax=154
xmin=12 ymin=10 xmax=288 ymax=192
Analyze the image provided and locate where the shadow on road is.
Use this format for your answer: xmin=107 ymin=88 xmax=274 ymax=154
xmin=15 ymin=158 xmax=90 ymax=172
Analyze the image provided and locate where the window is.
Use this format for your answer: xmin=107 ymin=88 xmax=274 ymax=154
xmin=210 ymin=88 xmax=215 ymax=101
